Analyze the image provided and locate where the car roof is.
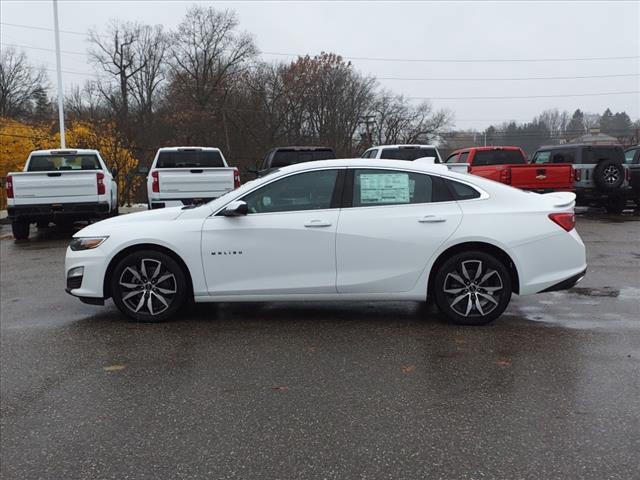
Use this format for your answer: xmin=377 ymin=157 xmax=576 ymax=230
xmin=451 ymin=146 xmax=522 ymax=154
xmin=274 ymin=158 xmax=452 ymax=175
xmin=370 ymin=144 xmax=438 ymax=149
xmin=269 ymin=146 xmax=334 ymax=151
xmin=536 ymin=143 xmax=621 ymax=151
xmin=30 ymin=149 xmax=100 ymax=155
xmin=157 ymin=146 xmax=221 ymax=152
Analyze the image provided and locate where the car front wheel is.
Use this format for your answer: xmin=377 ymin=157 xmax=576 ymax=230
xmin=433 ymin=251 xmax=512 ymax=325
xmin=110 ymin=250 xmax=187 ymax=322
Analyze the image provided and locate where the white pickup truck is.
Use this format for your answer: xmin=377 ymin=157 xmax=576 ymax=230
xmin=6 ymin=149 xmax=118 ymax=240
xmin=146 ymin=147 xmax=241 ymax=209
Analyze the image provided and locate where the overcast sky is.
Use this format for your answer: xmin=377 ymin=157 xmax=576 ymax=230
xmin=1 ymin=0 xmax=639 ymax=130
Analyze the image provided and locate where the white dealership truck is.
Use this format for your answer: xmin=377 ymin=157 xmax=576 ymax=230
xmin=6 ymin=149 xmax=119 ymax=240
xmin=146 ymin=147 xmax=241 ymax=209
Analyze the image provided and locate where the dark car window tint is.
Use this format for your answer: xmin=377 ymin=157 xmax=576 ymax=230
xmin=624 ymin=148 xmax=638 ymax=164
xmin=550 ymin=149 xmax=576 ymax=164
xmin=242 ymin=169 xmax=338 ymax=214
xmin=444 ymin=179 xmax=481 ymax=200
xmin=446 ymin=153 xmax=459 ymax=164
xmin=459 ymin=152 xmax=470 ymax=163
xmin=581 ymin=146 xmax=624 ymax=164
xmin=270 ymin=150 xmax=336 ymax=168
xmin=352 ymin=169 xmax=451 ymax=207
xmin=532 ymin=151 xmax=551 ymax=164
xmin=473 ymin=150 xmax=526 ymax=166
xmin=156 ymin=151 xmax=224 ymax=168
xmin=380 ymin=147 xmax=437 ymax=161
xmin=27 ymin=154 xmax=100 ymax=171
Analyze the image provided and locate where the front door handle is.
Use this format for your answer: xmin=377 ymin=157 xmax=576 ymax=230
xmin=418 ymin=215 xmax=446 ymax=223
xmin=304 ymin=220 xmax=332 ymax=228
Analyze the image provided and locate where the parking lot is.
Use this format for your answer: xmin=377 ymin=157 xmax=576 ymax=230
xmin=1 ymin=210 xmax=639 ymax=479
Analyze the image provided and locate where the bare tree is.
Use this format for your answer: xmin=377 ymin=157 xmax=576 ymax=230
xmin=0 ymin=47 xmax=48 ymax=119
xmin=130 ymin=25 xmax=168 ymax=121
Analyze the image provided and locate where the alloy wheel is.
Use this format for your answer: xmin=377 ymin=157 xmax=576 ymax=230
xmin=603 ymin=165 xmax=620 ymax=184
xmin=443 ymin=260 xmax=504 ymax=317
xmin=118 ymin=258 xmax=177 ymax=316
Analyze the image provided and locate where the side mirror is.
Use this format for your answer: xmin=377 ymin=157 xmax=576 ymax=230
xmin=111 ymin=167 xmax=118 ymax=178
xmin=221 ymin=200 xmax=248 ymax=217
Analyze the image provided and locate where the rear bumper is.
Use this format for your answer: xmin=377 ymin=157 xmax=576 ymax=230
xmin=538 ymin=268 xmax=587 ymax=293
xmin=8 ymin=202 xmax=111 ymax=222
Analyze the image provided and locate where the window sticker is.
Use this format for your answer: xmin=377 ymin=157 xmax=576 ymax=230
xmin=359 ymin=173 xmax=410 ymax=204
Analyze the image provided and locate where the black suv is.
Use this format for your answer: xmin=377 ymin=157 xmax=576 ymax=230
xmin=531 ymin=144 xmax=630 ymax=213
xmin=253 ymin=146 xmax=336 ymax=177
xmin=624 ymin=145 xmax=640 ymax=205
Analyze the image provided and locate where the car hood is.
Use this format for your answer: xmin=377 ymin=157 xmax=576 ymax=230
xmin=73 ymin=207 xmax=184 ymax=237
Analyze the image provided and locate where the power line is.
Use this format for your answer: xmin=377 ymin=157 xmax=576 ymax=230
xmin=3 ymin=21 xmax=639 ymax=63
xmin=3 ymin=42 xmax=87 ymax=56
xmin=411 ymin=91 xmax=639 ymax=100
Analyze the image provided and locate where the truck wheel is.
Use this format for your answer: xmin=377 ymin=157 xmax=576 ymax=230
xmin=433 ymin=251 xmax=512 ymax=325
xmin=604 ymin=196 xmax=626 ymax=214
xmin=110 ymin=250 xmax=187 ymax=322
xmin=593 ymin=160 xmax=624 ymax=191
xmin=11 ymin=221 xmax=29 ymax=240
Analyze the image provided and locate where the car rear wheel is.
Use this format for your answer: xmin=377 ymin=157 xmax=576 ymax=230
xmin=433 ymin=251 xmax=512 ymax=325
xmin=110 ymin=250 xmax=187 ymax=322
xmin=11 ymin=221 xmax=29 ymax=240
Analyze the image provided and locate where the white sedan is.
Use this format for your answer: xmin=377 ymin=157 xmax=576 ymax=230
xmin=65 ymin=159 xmax=587 ymax=325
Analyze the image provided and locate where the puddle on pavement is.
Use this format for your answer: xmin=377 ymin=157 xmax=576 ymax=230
xmin=568 ymin=287 xmax=620 ymax=298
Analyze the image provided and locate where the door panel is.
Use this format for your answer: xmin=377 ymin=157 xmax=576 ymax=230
xmin=336 ymin=169 xmax=463 ymax=294
xmin=202 ymin=210 xmax=339 ymax=295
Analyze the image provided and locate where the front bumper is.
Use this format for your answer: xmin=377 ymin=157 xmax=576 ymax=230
xmin=65 ymin=245 xmax=110 ymax=301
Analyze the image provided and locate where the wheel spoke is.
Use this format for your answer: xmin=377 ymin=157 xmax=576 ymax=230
xmin=141 ymin=260 xmax=149 ymax=279
xmin=155 ymin=286 xmax=176 ymax=295
xmin=461 ymin=262 xmax=471 ymax=281
xmin=478 ymin=292 xmax=498 ymax=306
xmin=134 ymin=293 xmax=145 ymax=312
xmin=474 ymin=261 xmax=483 ymax=280
xmin=444 ymin=287 xmax=465 ymax=294
xmin=474 ymin=296 xmax=485 ymax=315
xmin=151 ymin=262 xmax=162 ymax=280
xmin=156 ymin=273 xmax=173 ymax=284
xmin=450 ymin=293 xmax=469 ymax=308
xmin=478 ymin=269 xmax=499 ymax=286
xmin=120 ymin=282 xmax=141 ymax=289
xmin=151 ymin=291 xmax=169 ymax=309
xmin=482 ymin=285 xmax=503 ymax=293
xmin=147 ymin=294 xmax=154 ymax=315
xmin=123 ymin=290 xmax=143 ymax=301
xmin=447 ymin=272 xmax=466 ymax=286
xmin=464 ymin=296 xmax=473 ymax=316
xmin=125 ymin=266 xmax=142 ymax=283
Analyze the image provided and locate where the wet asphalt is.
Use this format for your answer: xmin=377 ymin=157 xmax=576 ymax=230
xmin=1 ymin=211 xmax=639 ymax=480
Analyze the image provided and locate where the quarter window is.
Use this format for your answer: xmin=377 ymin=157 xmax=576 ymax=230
xmin=443 ymin=179 xmax=481 ymax=200
xmin=352 ymin=169 xmax=451 ymax=207
xmin=625 ymin=148 xmax=638 ymax=164
xmin=242 ymin=169 xmax=339 ymax=214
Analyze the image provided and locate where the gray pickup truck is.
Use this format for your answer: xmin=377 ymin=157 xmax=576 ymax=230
xmin=531 ymin=143 xmax=630 ymax=213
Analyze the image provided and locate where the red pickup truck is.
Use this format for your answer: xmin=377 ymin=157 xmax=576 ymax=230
xmin=446 ymin=146 xmax=574 ymax=192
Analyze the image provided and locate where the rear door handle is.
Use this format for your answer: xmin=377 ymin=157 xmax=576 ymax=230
xmin=304 ymin=220 xmax=332 ymax=228
xmin=419 ymin=215 xmax=446 ymax=223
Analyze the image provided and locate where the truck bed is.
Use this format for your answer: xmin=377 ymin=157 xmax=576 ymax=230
xmin=470 ymin=164 xmax=574 ymax=192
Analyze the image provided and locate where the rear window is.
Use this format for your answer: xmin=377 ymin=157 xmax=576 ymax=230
xmin=27 ymin=154 xmax=100 ymax=171
xmin=380 ymin=147 xmax=438 ymax=161
xmin=156 ymin=150 xmax=224 ymax=168
xmin=270 ymin=150 xmax=335 ymax=169
xmin=472 ymin=149 xmax=525 ymax=166
xmin=581 ymin=146 xmax=624 ymax=164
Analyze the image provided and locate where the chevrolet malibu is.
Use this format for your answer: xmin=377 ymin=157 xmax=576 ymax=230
xmin=65 ymin=159 xmax=587 ymax=325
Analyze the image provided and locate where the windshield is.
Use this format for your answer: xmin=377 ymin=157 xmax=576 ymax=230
xmin=380 ymin=147 xmax=438 ymax=161
xmin=156 ymin=150 xmax=224 ymax=168
xmin=27 ymin=154 xmax=101 ymax=171
xmin=473 ymin=150 xmax=526 ymax=166
xmin=269 ymin=150 xmax=335 ymax=169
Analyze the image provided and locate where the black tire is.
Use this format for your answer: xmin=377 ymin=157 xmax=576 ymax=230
xmin=110 ymin=250 xmax=187 ymax=322
xmin=433 ymin=251 xmax=512 ymax=325
xmin=593 ymin=160 xmax=624 ymax=191
xmin=11 ymin=221 xmax=29 ymax=240
xmin=604 ymin=196 xmax=626 ymax=214
xmin=36 ymin=221 xmax=49 ymax=229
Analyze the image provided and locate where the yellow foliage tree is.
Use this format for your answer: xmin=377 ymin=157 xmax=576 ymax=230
xmin=1 ymin=118 xmax=140 ymax=207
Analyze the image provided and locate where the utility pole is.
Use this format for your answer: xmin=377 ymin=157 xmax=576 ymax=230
xmin=53 ymin=0 xmax=66 ymax=148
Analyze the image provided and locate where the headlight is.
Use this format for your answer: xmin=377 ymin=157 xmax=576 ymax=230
xmin=69 ymin=236 xmax=108 ymax=251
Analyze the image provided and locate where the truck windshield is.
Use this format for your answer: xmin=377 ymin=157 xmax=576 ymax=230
xmin=380 ymin=147 xmax=438 ymax=161
xmin=473 ymin=150 xmax=525 ymax=166
xmin=27 ymin=154 xmax=101 ymax=171
xmin=270 ymin=150 xmax=335 ymax=168
xmin=156 ymin=151 xmax=224 ymax=168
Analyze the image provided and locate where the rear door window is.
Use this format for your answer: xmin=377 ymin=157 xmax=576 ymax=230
xmin=27 ymin=154 xmax=101 ymax=171
xmin=550 ymin=149 xmax=577 ymax=164
xmin=446 ymin=153 xmax=459 ymax=163
xmin=459 ymin=152 xmax=470 ymax=163
xmin=156 ymin=150 xmax=224 ymax=168
xmin=624 ymin=148 xmax=639 ymax=164
xmin=352 ymin=169 xmax=451 ymax=207
xmin=472 ymin=150 xmax=526 ymax=166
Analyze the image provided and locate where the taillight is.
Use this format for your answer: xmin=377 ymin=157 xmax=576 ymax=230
xmin=549 ymin=213 xmax=576 ymax=232
xmin=6 ymin=174 xmax=13 ymax=198
xmin=233 ymin=168 xmax=241 ymax=189
xmin=574 ymin=168 xmax=581 ymax=182
xmin=97 ymin=172 xmax=105 ymax=195
xmin=500 ymin=168 xmax=512 ymax=185
xmin=151 ymin=171 xmax=159 ymax=193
